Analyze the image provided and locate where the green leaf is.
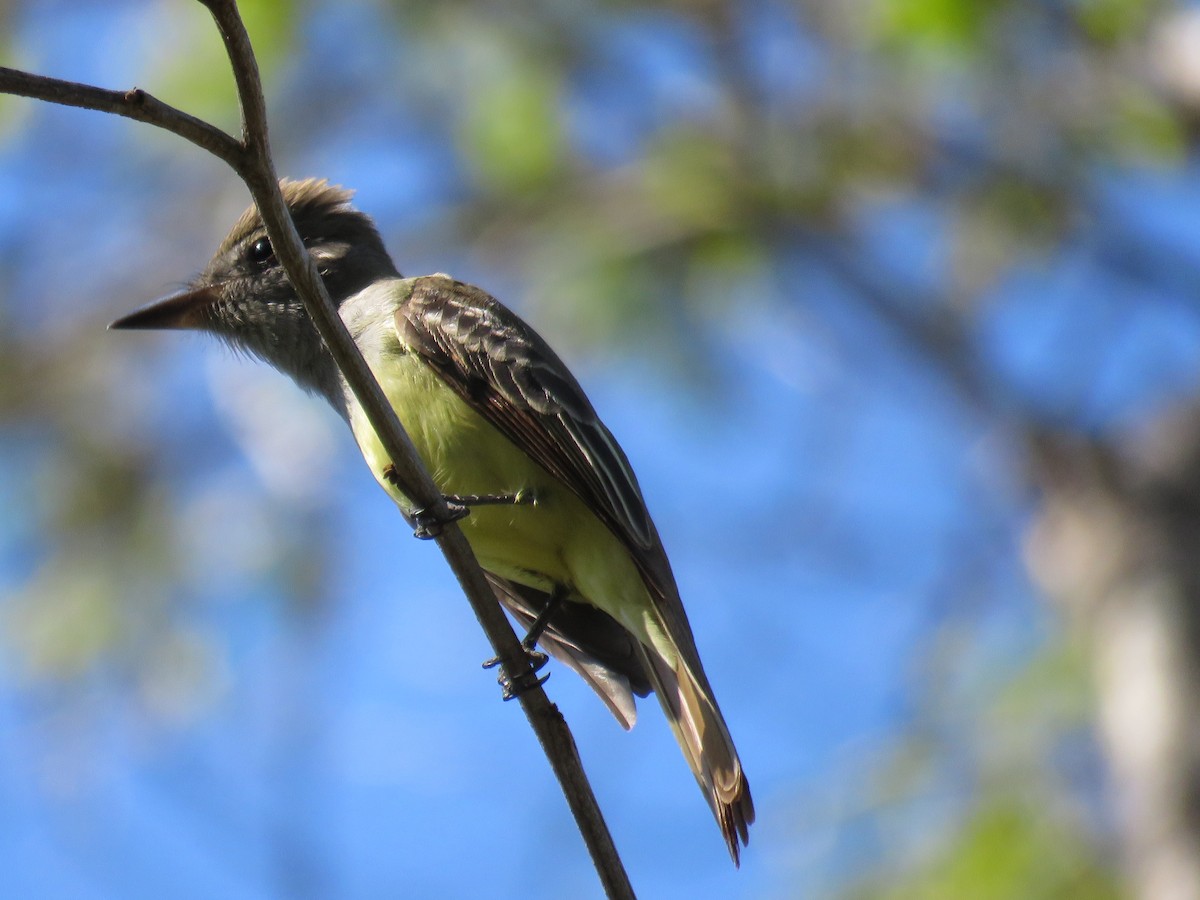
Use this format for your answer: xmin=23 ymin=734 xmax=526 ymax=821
xmin=461 ymin=61 xmax=564 ymax=194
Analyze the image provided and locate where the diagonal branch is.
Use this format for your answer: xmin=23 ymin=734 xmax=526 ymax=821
xmin=196 ymin=7 xmax=633 ymax=893
xmin=1 ymin=3 xmax=633 ymax=897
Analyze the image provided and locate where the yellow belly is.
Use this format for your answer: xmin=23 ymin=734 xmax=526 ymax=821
xmin=346 ymin=348 xmax=650 ymax=633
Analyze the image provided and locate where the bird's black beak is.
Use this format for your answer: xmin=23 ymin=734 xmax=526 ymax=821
xmin=109 ymin=285 xmax=220 ymax=331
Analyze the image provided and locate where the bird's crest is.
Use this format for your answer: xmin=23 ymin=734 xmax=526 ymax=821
xmin=216 ymin=178 xmax=357 ymax=256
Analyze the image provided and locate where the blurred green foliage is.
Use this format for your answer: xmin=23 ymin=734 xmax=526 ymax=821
xmin=4 ymin=0 xmax=1197 ymax=893
xmin=866 ymin=798 xmax=1123 ymax=900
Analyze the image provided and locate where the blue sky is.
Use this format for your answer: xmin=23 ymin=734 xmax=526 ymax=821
xmin=4 ymin=1 xmax=1197 ymax=897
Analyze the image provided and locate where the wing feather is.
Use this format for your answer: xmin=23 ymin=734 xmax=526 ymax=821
xmin=394 ymin=275 xmax=656 ymax=554
xmin=392 ymin=276 xmax=751 ymax=860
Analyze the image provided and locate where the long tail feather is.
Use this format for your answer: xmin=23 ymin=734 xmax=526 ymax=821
xmin=638 ymin=646 xmax=755 ymax=865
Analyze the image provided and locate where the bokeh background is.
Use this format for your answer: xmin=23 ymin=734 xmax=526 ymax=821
xmin=4 ymin=0 xmax=1200 ymax=897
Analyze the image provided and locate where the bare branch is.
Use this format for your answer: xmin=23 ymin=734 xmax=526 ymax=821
xmin=2 ymin=2 xmax=633 ymax=896
xmin=0 ymin=67 xmax=244 ymax=168
xmin=196 ymin=0 xmax=270 ymax=166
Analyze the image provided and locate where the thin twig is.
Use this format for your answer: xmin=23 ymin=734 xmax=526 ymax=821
xmin=0 ymin=67 xmax=245 ymax=168
xmin=1 ymin=3 xmax=633 ymax=896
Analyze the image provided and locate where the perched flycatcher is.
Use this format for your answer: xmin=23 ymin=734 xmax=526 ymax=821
xmin=111 ymin=179 xmax=754 ymax=863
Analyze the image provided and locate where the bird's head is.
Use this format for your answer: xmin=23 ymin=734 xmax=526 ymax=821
xmin=111 ymin=178 xmax=399 ymax=398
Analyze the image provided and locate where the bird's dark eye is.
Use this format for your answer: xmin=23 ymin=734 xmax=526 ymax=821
xmin=248 ymin=237 xmax=274 ymax=265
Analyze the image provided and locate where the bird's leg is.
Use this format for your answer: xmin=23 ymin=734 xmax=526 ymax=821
xmin=442 ymin=490 xmax=537 ymax=508
xmin=383 ymin=464 xmax=537 ymax=539
xmin=516 ymin=586 xmax=566 ymax=651
xmin=408 ymin=491 xmax=536 ymax=539
xmin=483 ymin=587 xmax=566 ymax=701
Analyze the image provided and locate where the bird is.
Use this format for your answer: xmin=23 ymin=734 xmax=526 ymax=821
xmin=111 ymin=178 xmax=754 ymax=863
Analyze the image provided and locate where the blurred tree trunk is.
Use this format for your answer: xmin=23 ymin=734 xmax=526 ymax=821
xmin=1028 ymin=414 xmax=1200 ymax=900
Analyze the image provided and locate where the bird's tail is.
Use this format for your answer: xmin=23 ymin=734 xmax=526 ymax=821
xmin=639 ymin=646 xmax=755 ymax=866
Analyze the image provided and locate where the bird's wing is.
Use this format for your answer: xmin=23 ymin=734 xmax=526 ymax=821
xmin=394 ymin=274 xmax=657 ymax=556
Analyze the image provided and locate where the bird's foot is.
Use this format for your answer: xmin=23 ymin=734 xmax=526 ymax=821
xmin=482 ymin=647 xmax=550 ymax=701
xmin=481 ymin=588 xmax=564 ymax=700
xmin=405 ymin=488 xmax=535 ymax=539
xmin=385 ymin=461 xmax=536 ymax=538
xmin=410 ymin=500 xmax=470 ymax=539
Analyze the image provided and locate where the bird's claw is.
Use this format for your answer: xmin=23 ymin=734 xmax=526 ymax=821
xmin=410 ymin=501 xmax=470 ymax=539
xmin=483 ymin=649 xmax=550 ymax=701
